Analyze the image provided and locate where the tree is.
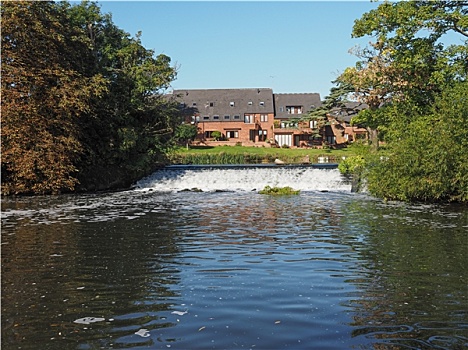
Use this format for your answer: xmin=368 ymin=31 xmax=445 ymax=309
xmin=339 ymin=0 xmax=468 ymax=149
xmin=1 ymin=1 xmax=179 ymax=194
xmin=175 ymin=124 xmax=198 ymax=150
xmin=305 ymin=80 xmax=358 ymax=141
xmin=342 ymin=0 xmax=468 ymax=202
xmin=1 ymin=1 xmax=106 ymax=195
xmin=63 ymin=1 xmax=178 ymax=182
xmin=365 ymin=81 xmax=468 ymax=202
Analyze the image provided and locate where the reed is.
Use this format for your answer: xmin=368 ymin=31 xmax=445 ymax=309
xmin=169 ymin=152 xmax=342 ymax=165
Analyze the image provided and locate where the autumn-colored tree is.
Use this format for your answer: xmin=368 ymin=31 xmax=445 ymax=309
xmin=1 ymin=1 xmax=107 ymax=194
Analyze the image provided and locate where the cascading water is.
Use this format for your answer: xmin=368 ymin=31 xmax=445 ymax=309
xmin=136 ymin=165 xmax=351 ymax=192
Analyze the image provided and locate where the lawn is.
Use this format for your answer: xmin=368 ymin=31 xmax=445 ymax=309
xmin=168 ymin=145 xmax=356 ymax=164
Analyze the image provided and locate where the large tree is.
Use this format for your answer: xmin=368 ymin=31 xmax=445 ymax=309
xmin=1 ymin=1 xmax=107 ymax=194
xmin=339 ymin=0 xmax=467 ymax=148
xmin=340 ymin=0 xmax=468 ymax=202
xmin=1 ymin=1 xmax=178 ymax=195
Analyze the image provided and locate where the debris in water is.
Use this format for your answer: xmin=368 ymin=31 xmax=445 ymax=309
xmin=275 ymin=320 xmax=281 ymax=324
xmin=74 ymin=317 xmax=105 ymax=325
xmin=198 ymin=326 xmax=206 ymax=332
xmin=135 ymin=328 xmax=150 ymax=337
xmin=171 ymin=310 xmax=188 ymax=316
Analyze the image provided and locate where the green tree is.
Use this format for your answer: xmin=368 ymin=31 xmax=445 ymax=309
xmin=339 ymin=0 xmax=467 ymax=150
xmin=342 ymin=0 xmax=468 ymax=202
xmin=63 ymin=1 xmax=178 ymax=189
xmin=366 ymin=81 xmax=468 ymax=202
xmin=175 ymin=124 xmax=198 ymax=150
xmin=305 ymin=80 xmax=357 ymax=142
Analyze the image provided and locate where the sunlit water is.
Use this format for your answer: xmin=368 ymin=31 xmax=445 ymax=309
xmin=1 ymin=168 xmax=467 ymax=349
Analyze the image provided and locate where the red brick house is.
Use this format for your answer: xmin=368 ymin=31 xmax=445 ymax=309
xmin=170 ymin=88 xmax=367 ymax=148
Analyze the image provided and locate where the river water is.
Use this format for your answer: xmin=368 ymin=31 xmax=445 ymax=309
xmin=1 ymin=167 xmax=467 ymax=349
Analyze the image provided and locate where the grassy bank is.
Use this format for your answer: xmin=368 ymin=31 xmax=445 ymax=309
xmin=168 ymin=145 xmax=354 ymax=164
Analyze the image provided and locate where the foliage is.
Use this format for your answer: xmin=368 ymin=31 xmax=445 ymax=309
xmin=337 ymin=0 xmax=468 ymax=202
xmin=366 ymin=82 xmax=468 ymax=202
xmin=259 ymin=186 xmax=300 ymax=195
xmin=174 ymin=124 xmax=198 ymax=149
xmin=1 ymin=1 xmax=107 ymax=194
xmin=338 ymin=156 xmax=365 ymax=176
xmin=211 ymin=131 xmax=222 ymax=141
xmin=1 ymin=1 xmax=179 ymax=195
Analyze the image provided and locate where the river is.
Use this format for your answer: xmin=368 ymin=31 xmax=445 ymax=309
xmin=1 ymin=167 xmax=467 ymax=349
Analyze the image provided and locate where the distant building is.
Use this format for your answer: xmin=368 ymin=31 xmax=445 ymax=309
xmin=273 ymin=93 xmax=322 ymax=147
xmin=169 ymin=88 xmax=367 ymax=147
xmin=172 ymin=88 xmax=276 ymax=144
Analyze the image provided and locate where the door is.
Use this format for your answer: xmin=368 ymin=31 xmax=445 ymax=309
xmin=275 ymin=134 xmax=292 ymax=147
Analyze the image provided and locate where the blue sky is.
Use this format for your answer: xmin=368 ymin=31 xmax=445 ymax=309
xmin=97 ymin=1 xmax=382 ymax=99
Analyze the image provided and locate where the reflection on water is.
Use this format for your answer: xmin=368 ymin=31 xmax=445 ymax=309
xmin=1 ymin=190 xmax=467 ymax=349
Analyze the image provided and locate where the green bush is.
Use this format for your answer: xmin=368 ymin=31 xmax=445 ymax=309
xmin=259 ymin=185 xmax=300 ymax=195
xmin=338 ymin=156 xmax=365 ymax=175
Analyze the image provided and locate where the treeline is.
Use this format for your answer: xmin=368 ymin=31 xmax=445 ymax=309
xmin=335 ymin=0 xmax=468 ymax=202
xmin=1 ymin=1 xmax=180 ymax=195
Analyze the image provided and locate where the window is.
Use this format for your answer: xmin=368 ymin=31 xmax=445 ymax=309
xmin=192 ymin=102 xmax=197 ymax=106
xmin=244 ymin=115 xmax=254 ymax=123
xmin=226 ymin=130 xmax=238 ymax=138
xmin=259 ymin=101 xmax=265 ymax=106
xmin=248 ymin=101 xmax=253 ymax=106
xmin=326 ymin=136 xmax=336 ymax=144
xmin=230 ymin=101 xmax=235 ymax=107
xmin=224 ymin=115 xmax=230 ymax=120
xmin=286 ymin=106 xmax=303 ymax=114
xmin=213 ymin=115 xmax=220 ymax=120
xmin=203 ymin=115 xmax=210 ymax=120
xmin=258 ymin=130 xmax=267 ymax=141
xmin=195 ymin=116 xmax=200 ymax=122
xmin=310 ymin=120 xmax=318 ymax=128
xmin=209 ymin=102 xmax=214 ymax=107
xmin=233 ymin=115 xmax=240 ymax=120
xmin=260 ymin=114 xmax=268 ymax=122
xmin=279 ymin=107 xmax=284 ymax=112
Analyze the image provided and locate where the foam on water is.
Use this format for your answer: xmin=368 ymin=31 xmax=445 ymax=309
xmin=136 ymin=167 xmax=351 ymax=192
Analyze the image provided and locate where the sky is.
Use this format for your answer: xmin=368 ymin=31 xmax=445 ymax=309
xmin=96 ymin=1 xmax=382 ymax=99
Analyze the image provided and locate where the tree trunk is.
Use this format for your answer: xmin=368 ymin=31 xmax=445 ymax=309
xmin=368 ymin=127 xmax=379 ymax=150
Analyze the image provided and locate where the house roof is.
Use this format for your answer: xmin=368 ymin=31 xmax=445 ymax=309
xmin=274 ymin=93 xmax=322 ymax=119
xmin=171 ymin=88 xmax=275 ymax=116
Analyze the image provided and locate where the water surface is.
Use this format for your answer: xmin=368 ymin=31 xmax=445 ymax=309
xmin=2 ymin=169 xmax=467 ymax=349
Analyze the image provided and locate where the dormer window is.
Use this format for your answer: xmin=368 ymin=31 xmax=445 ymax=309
xmin=259 ymin=101 xmax=265 ymax=106
xmin=248 ymin=101 xmax=253 ymax=106
xmin=230 ymin=101 xmax=235 ymax=107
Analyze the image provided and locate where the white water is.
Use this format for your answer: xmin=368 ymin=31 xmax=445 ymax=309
xmin=136 ymin=167 xmax=351 ymax=192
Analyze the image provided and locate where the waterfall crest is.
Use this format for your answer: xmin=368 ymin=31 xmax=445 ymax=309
xmin=136 ymin=165 xmax=351 ymax=192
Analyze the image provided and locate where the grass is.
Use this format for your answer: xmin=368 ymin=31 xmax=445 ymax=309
xmin=168 ymin=145 xmax=356 ymax=164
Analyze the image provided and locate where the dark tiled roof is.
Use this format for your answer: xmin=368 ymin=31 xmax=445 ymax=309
xmin=171 ymin=88 xmax=274 ymax=117
xmin=273 ymin=93 xmax=322 ymax=119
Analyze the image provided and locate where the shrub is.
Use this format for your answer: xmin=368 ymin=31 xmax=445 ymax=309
xmin=259 ymin=185 xmax=300 ymax=195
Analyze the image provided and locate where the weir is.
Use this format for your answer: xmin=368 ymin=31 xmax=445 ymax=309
xmin=136 ymin=164 xmax=351 ymax=192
